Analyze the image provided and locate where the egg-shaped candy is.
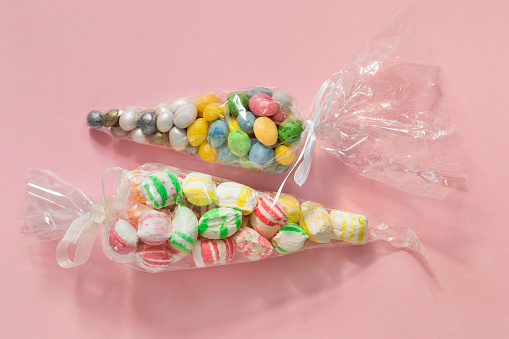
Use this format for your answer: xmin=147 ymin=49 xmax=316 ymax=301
xmin=187 ymin=118 xmax=209 ymax=146
xmin=237 ymin=110 xmax=256 ymax=134
xmin=119 ymin=107 xmax=140 ymax=131
xmin=138 ymin=110 xmax=157 ymax=135
xmin=249 ymin=142 xmax=274 ymax=167
xmin=174 ymin=104 xmax=198 ymax=128
xmin=102 ymin=109 xmax=121 ymax=127
xmin=218 ymin=144 xmax=238 ymax=164
xmin=198 ymin=141 xmax=218 ymax=163
xmin=169 ymin=98 xmax=193 ymax=113
xmin=203 ymin=102 xmax=226 ymax=122
xmin=86 ymin=110 xmax=103 ymax=129
xmin=168 ymin=126 xmax=188 ymax=151
xmin=156 ymin=110 xmax=173 ymax=132
xmin=269 ymin=109 xmax=287 ymax=125
xmin=195 ymin=93 xmax=219 ymax=117
xmin=227 ymin=115 xmax=241 ymax=131
xmin=207 ymin=119 xmax=229 ymax=147
xmin=110 ymin=127 xmax=130 ymax=138
xmin=278 ymin=118 xmax=304 ymax=145
xmin=274 ymin=144 xmax=295 ymax=165
xmin=226 ymin=92 xmax=249 ymax=117
xmin=148 ymin=131 xmax=168 ymax=146
xmin=249 ymin=94 xmax=279 ymax=117
xmin=254 ymin=117 xmax=278 ymax=146
xmin=131 ymin=127 xmax=148 ymax=144
xmin=228 ymin=129 xmax=251 ymax=156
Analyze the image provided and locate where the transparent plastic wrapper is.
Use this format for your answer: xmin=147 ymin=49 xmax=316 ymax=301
xmin=22 ymin=164 xmax=426 ymax=273
xmin=86 ymin=7 xmax=464 ymax=198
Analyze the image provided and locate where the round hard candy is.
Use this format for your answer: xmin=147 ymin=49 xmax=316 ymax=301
xmin=272 ymin=193 xmax=300 ymax=224
xmin=187 ymin=118 xmax=209 ymax=147
xmin=137 ymin=210 xmax=172 ymax=245
xmin=169 ymin=98 xmax=193 ymax=113
xmin=148 ymin=131 xmax=168 ymax=146
xmin=274 ymin=144 xmax=295 ymax=165
xmin=198 ymin=207 xmax=242 ymax=239
xmin=194 ymin=93 xmax=219 ymax=117
xmin=227 ymin=115 xmax=241 ymax=131
xmin=169 ymin=126 xmax=188 ymax=151
xmin=216 ymin=182 xmax=258 ymax=215
xmin=156 ymin=110 xmax=173 ymax=132
xmin=228 ymin=129 xmax=251 ymax=156
xmin=272 ymin=89 xmax=293 ymax=108
xmin=330 ymin=210 xmax=368 ymax=244
xmin=253 ymin=116 xmax=278 ymax=146
xmin=269 ymin=109 xmax=287 ymax=125
xmin=108 ymin=219 xmax=138 ymax=256
xmin=102 ymin=109 xmax=120 ymax=127
xmin=234 ymin=227 xmax=272 ymax=261
xmin=203 ymin=102 xmax=226 ymax=122
xmin=198 ymin=141 xmax=218 ymax=163
xmin=226 ymin=92 xmax=249 ymax=117
xmin=131 ymin=127 xmax=148 ymax=144
xmin=182 ymin=172 xmax=218 ymax=206
xmin=119 ymin=107 xmax=140 ymax=131
xmin=174 ymin=104 xmax=198 ymax=128
xmin=110 ymin=126 xmax=130 ymax=138
xmin=139 ymin=110 xmax=157 ymax=135
xmin=264 ymin=162 xmax=289 ymax=174
xmin=249 ymin=94 xmax=279 ymax=117
xmin=169 ymin=205 xmax=199 ymax=254
xmin=278 ymin=118 xmax=304 ymax=145
xmin=86 ymin=110 xmax=103 ymax=129
xmin=247 ymin=86 xmax=273 ymax=98
xmin=136 ymin=243 xmax=186 ymax=272
xmin=250 ymin=195 xmax=287 ymax=239
xmin=299 ymin=201 xmax=332 ymax=243
xmin=218 ymin=144 xmax=239 ymax=164
xmin=271 ymin=223 xmax=308 ymax=253
xmin=207 ymin=119 xmax=229 ymax=147
xmin=249 ymin=142 xmax=274 ymax=167
xmin=236 ymin=110 xmax=256 ymax=134
xmin=138 ymin=170 xmax=184 ymax=209
xmin=192 ymin=238 xmax=234 ymax=268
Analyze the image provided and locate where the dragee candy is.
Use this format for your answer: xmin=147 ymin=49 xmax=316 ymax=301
xmin=227 ymin=115 xmax=241 ymax=131
xmin=182 ymin=172 xmax=218 ymax=206
xmin=174 ymin=104 xmax=198 ymax=128
xmin=139 ymin=110 xmax=157 ymax=135
xmin=274 ymin=145 xmax=295 ymax=165
xmin=86 ymin=110 xmax=103 ymax=129
xmin=330 ymin=210 xmax=368 ymax=244
xmin=156 ymin=110 xmax=173 ymax=132
xmin=228 ymin=129 xmax=251 ymax=156
xmin=272 ymin=89 xmax=293 ymax=108
xmin=155 ymin=102 xmax=171 ymax=116
xmin=137 ymin=210 xmax=172 ymax=245
xmin=249 ymin=93 xmax=279 ymax=117
xmin=136 ymin=243 xmax=186 ymax=272
xmin=269 ymin=109 xmax=287 ymax=125
xmin=148 ymin=131 xmax=168 ymax=146
xmin=169 ymin=126 xmax=189 ymax=151
xmin=271 ymin=223 xmax=308 ymax=253
xmin=203 ymin=102 xmax=226 ymax=122
xmin=226 ymin=92 xmax=249 ymax=117
xmin=249 ymin=142 xmax=274 ymax=167
xmin=187 ymin=118 xmax=209 ymax=146
xmin=119 ymin=107 xmax=140 ymax=131
xmin=131 ymin=127 xmax=148 ymax=144
xmin=102 ymin=109 xmax=120 ymax=127
xmin=139 ymin=170 xmax=184 ymax=208
xmin=272 ymin=193 xmax=300 ymax=223
xmin=236 ymin=110 xmax=256 ymax=134
xmin=108 ymin=219 xmax=138 ymax=256
xmin=278 ymin=118 xmax=304 ymax=145
xmin=169 ymin=98 xmax=193 ymax=113
xmin=198 ymin=141 xmax=219 ymax=163
xmin=170 ymin=205 xmax=199 ymax=254
xmin=218 ymin=144 xmax=238 ymax=164
xmin=198 ymin=207 xmax=242 ymax=239
xmin=111 ymin=126 xmax=130 ymax=138
xmin=216 ymin=182 xmax=258 ymax=215
xmin=234 ymin=227 xmax=272 ymax=261
xmin=207 ymin=119 xmax=229 ymax=147
xmin=250 ymin=195 xmax=287 ymax=239
xmin=253 ymin=117 xmax=278 ymax=146
xmin=299 ymin=201 xmax=332 ymax=243
xmin=194 ymin=93 xmax=219 ymax=117
xmin=192 ymin=237 xmax=234 ymax=268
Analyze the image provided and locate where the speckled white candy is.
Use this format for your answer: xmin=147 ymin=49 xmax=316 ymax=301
xmin=272 ymin=90 xmax=293 ymax=108
xmin=170 ymin=205 xmax=199 ymax=254
xmin=156 ymin=111 xmax=174 ymax=132
xmin=173 ymin=104 xmax=197 ymax=128
xmin=233 ymin=226 xmax=272 ymax=261
xmin=169 ymin=126 xmax=188 ymax=151
xmin=170 ymin=98 xmax=193 ymax=113
xmin=131 ymin=127 xmax=148 ymax=143
xmin=137 ymin=210 xmax=172 ymax=245
xmin=271 ymin=223 xmax=308 ymax=253
xmin=216 ymin=182 xmax=258 ymax=215
xmin=300 ymin=201 xmax=332 ymax=243
xmin=119 ymin=107 xmax=141 ymax=131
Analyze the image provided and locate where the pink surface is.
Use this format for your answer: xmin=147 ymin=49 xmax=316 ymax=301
xmin=1 ymin=0 xmax=508 ymax=337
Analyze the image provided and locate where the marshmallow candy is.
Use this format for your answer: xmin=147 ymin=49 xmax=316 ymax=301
xmin=198 ymin=207 xmax=242 ymax=239
xmin=137 ymin=210 xmax=172 ymax=245
xmin=272 ymin=192 xmax=300 ymax=224
xmin=234 ymin=227 xmax=272 ymax=261
xmin=330 ymin=210 xmax=368 ymax=244
xmin=192 ymin=238 xmax=234 ymax=268
xmin=108 ymin=219 xmax=139 ymax=256
xmin=249 ymin=195 xmax=287 ymax=239
xmin=169 ymin=205 xmax=199 ymax=254
xmin=299 ymin=201 xmax=332 ymax=243
xmin=182 ymin=172 xmax=218 ymax=206
xmin=136 ymin=243 xmax=186 ymax=272
xmin=271 ymin=223 xmax=308 ymax=253
xmin=216 ymin=182 xmax=258 ymax=215
xmin=139 ymin=170 xmax=183 ymax=209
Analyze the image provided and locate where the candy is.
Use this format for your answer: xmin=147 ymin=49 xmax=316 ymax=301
xmin=198 ymin=141 xmax=218 ymax=163
xmin=102 ymin=109 xmax=120 ymax=127
xmin=253 ymin=117 xmax=278 ymax=146
xmin=131 ymin=127 xmax=149 ymax=143
xmin=236 ymin=110 xmax=256 ymax=134
xmin=272 ymin=89 xmax=293 ymax=108
xmin=137 ymin=210 xmax=172 ymax=245
xmin=274 ymin=144 xmax=295 ymax=165
xmin=250 ymin=195 xmax=287 ymax=239
xmin=136 ymin=243 xmax=186 ymax=272
xmin=247 ymin=86 xmax=273 ymax=98
xmin=139 ymin=170 xmax=184 ymax=208
xmin=156 ymin=110 xmax=173 ymax=132
xmin=119 ymin=107 xmax=140 ymax=131
xmin=271 ymin=223 xmax=308 ymax=253
xmin=110 ymin=127 xmax=130 ymax=138
xmin=227 ymin=115 xmax=241 ymax=131
xmin=182 ymin=172 xmax=218 ymax=206
xmin=187 ymin=118 xmax=209 ymax=146
xmin=174 ymin=104 xmax=198 ymax=128
xmin=272 ymin=193 xmax=300 ymax=223
xmin=216 ymin=182 xmax=258 ymax=215
xmin=269 ymin=109 xmax=287 ymax=125
xmin=203 ymin=102 xmax=226 ymax=122
xmin=169 ymin=205 xmax=199 ymax=254
xmin=194 ymin=93 xmax=219 ymax=117
xmin=207 ymin=119 xmax=229 ymax=147
xmin=184 ymin=144 xmax=199 ymax=156
xmin=192 ymin=237 xmax=234 ymax=267
xmin=278 ymin=118 xmax=304 ymax=145
xmin=330 ymin=210 xmax=368 ymax=244
xmin=138 ymin=110 xmax=157 ymax=135
xmin=218 ymin=144 xmax=238 ymax=164
xmin=226 ymin=92 xmax=249 ymax=117
xmin=108 ymin=219 xmax=138 ymax=255
xmin=148 ymin=131 xmax=168 ymax=146
xmin=299 ymin=201 xmax=332 ymax=243
xmin=228 ymin=129 xmax=251 ymax=156
xmin=198 ymin=207 xmax=242 ymax=239
xmin=86 ymin=110 xmax=103 ymax=128
xmin=249 ymin=93 xmax=279 ymax=117
xmin=155 ymin=102 xmax=171 ymax=116
xmin=169 ymin=126 xmax=188 ymax=151
xmin=125 ymin=204 xmax=151 ymax=222
xmin=264 ymin=162 xmax=289 ymax=174
xmin=234 ymin=227 xmax=272 ymax=261
xmin=169 ymin=98 xmax=193 ymax=113
xmin=249 ymin=142 xmax=274 ymax=167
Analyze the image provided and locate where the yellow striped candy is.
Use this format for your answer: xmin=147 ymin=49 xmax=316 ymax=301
xmin=329 ymin=210 xmax=367 ymax=244
xmin=182 ymin=172 xmax=218 ymax=206
xmin=272 ymin=192 xmax=300 ymax=224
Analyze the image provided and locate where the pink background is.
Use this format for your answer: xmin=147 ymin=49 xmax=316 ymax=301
xmin=1 ymin=0 xmax=508 ymax=337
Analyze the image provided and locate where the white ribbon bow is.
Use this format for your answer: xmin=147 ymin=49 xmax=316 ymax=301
xmin=56 ymin=167 xmax=131 ymax=268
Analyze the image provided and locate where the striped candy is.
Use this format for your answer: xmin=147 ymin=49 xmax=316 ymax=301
xmin=108 ymin=219 xmax=139 ymax=256
xmin=216 ymin=182 xmax=258 ymax=215
xmin=139 ymin=170 xmax=183 ymax=209
xmin=124 ymin=203 xmax=152 ymax=223
xmin=330 ymin=210 xmax=368 ymax=244
xmin=299 ymin=201 xmax=332 ymax=243
xmin=137 ymin=210 xmax=172 ymax=245
xmin=233 ymin=227 xmax=272 ymax=261
xmin=192 ymin=237 xmax=234 ymax=267
xmin=136 ymin=243 xmax=186 ymax=272
xmin=169 ymin=205 xmax=199 ymax=254
xmin=182 ymin=172 xmax=218 ymax=206
xmin=198 ymin=207 xmax=242 ymax=239
xmin=249 ymin=195 xmax=287 ymax=239
xmin=271 ymin=223 xmax=308 ymax=254
xmin=272 ymin=193 xmax=300 ymax=224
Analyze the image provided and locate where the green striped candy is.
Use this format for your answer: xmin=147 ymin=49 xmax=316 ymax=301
xmin=198 ymin=207 xmax=242 ymax=239
xmin=271 ymin=223 xmax=308 ymax=254
xmin=140 ymin=170 xmax=183 ymax=209
xmin=170 ymin=205 xmax=198 ymax=254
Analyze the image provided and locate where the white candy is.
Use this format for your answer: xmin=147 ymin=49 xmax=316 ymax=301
xmin=155 ymin=102 xmax=171 ymax=116
xmin=173 ymin=104 xmax=198 ymax=128
xmin=216 ymin=182 xmax=258 ymax=215
xmin=169 ymin=126 xmax=188 ymax=151
xmin=330 ymin=210 xmax=368 ymax=244
xmin=169 ymin=205 xmax=199 ymax=254
xmin=299 ymin=201 xmax=332 ymax=243
xmin=131 ymin=127 xmax=148 ymax=144
xmin=272 ymin=90 xmax=293 ymax=108
xmin=170 ymin=98 xmax=193 ymax=113
xmin=156 ymin=110 xmax=174 ymax=132
xmin=119 ymin=107 xmax=141 ymax=131
xmin=271 ymin=224 xmax=308 ymax=253
xmin=137 ymin=210 xmax=172 ymax=245
xmin=182 ymin=172 xmax=218 ymax=206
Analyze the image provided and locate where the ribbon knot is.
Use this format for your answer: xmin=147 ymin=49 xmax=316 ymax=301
xmin=90 ymin=204 xmax=106 ymax=224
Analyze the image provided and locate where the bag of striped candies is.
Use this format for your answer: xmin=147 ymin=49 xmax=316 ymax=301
xmin=22 ymin=163 xmax=425 ymax=273
xmin=85 ymin=7 xmax=464 ymax=199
